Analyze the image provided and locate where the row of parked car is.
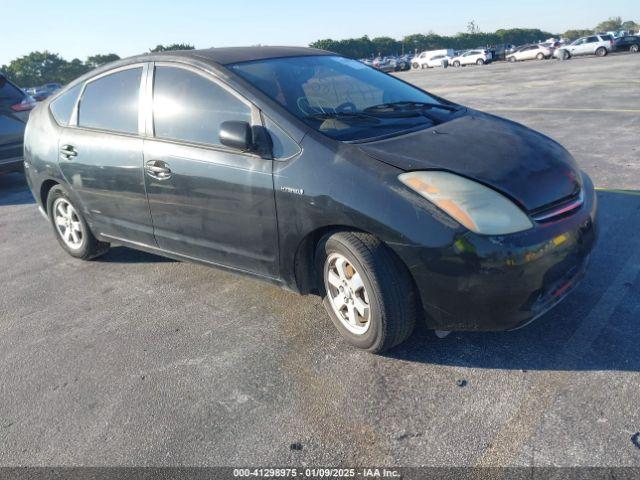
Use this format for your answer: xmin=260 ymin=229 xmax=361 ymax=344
xmin=23 ymin=83 xmax=62 ymax=101
xmin=365 ymin=32 xmax=640 ymax=72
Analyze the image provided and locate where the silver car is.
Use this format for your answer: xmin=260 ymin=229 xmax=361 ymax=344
xmin=554 ymin=34 xmax=615 ymax=60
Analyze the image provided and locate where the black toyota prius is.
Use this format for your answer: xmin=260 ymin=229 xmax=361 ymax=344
xmin=23 ymin=46 xmax=597 ymax=352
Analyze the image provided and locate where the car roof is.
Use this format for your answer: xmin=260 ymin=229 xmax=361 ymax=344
xmin=147 ymin=46 xmax=333 ymax=65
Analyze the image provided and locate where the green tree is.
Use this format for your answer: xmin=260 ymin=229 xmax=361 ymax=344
xmin=621 ymin=20 xmax=639 ymax=32
xmin=595 ymin=16 xmax=623 ymax=32
xmin=1 ymin=51 xmax=69 ymax=87
xmin=371 ymin=36 xmax=401 ymax=56
xmin=150 ymin=43 xmax=195 ymax=52
xmin=61 ymin=58 xmax=90 ymax=82
xmin=85 ymin=53 xmax=121 ymax=68
xmin=563 ymin=29 xmax=594 ymax=40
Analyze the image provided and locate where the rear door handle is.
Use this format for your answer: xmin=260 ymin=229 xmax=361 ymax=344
xmin=145 ymin=160 xmax=171 ymax=180
xmin=60 ymin=144 xmax=77 ymax=160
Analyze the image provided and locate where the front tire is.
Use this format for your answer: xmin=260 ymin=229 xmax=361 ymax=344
xmin=630 ymin=44 xmax=639 ymax=53
xmin=316 ymin=231 xmax=417 ymax=353
xmin=47 ymin=185 xmax=110 ymax=260
xmin=508 ymin=56 xmax=516 ymax=62
xmin=560 ymin=50 xmax=570 ymax=60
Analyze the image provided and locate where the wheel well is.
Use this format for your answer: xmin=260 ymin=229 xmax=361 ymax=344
xmin=292 ymin=226 xmax=416 ymax=299
xmin=40 ymin=180 xmax=59 ymax=213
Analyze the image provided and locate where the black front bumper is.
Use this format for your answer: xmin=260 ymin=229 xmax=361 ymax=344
xmin=398 ymin=174 xmax=598 ymax=332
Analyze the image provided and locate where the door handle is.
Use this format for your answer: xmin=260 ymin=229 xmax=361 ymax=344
xmin=60 ymin=144 xmax=77 ymax=160
xmin=145 ymin=160 xmax=171 ymax=180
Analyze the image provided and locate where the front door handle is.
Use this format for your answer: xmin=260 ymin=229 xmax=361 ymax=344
xmin=145 ymin=160 xmax=171 ymax=180
xmin=60 ymin=144 xmax=77 ymax=160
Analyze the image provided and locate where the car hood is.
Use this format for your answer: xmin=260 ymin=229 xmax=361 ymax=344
xmin=357 ymin=113 xmax=582 ymax=212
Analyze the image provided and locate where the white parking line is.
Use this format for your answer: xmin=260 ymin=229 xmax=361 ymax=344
xmin=488 ymin=107 xmax=640 ymax=114
xmin=475 ymin=241 xmax=640 ymax=467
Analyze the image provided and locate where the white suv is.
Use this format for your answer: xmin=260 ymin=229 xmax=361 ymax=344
xmin=554 ymin=34 xmax=615 ymax=60
xmin=450 ymin=50 xmax=491 ymax=67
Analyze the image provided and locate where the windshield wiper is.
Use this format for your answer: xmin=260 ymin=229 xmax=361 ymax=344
xmin=364 ymin=101 xmax=458 ymax=115
xmin=304 ymin=111 xmax=381 ymax=124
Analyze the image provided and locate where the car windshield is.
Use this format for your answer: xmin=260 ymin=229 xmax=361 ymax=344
xmin=228 ymin=55 xmax=458 ymax=141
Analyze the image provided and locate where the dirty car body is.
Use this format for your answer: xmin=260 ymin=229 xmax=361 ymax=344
xmin=24 ymin=46 xmax=597 ymax=337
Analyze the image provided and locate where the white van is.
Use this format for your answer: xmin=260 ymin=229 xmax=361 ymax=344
xmin=411 ymin=49 xmax=455 ymax=69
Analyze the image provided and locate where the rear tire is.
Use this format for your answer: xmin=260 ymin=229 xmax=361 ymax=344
xmin=453 ymin=61 xmax=461 ymax=67
xmin=47 ymin=185 xmax=110 ymax=260
xmin=316 ymin=231 xmax=417 ymax=353
xmin=630 ymin=44 xmax=639 ymax=53
xmin=476 ymin=58 xmax=485 ymax=65
xmin=595 ymin=47 xmax=607 ymax=57
xmin=412 ymin=62 xmax=419 ymax=69
xmin=536 ymin=53 xmax=545 ymax=60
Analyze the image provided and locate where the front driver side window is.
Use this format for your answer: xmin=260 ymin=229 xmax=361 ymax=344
xmin=152 ymin=66 xmax=252 ymax=147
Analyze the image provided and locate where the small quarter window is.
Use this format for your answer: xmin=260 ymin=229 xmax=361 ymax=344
xmin=263 ymin=115 xmax=300 ymax=160
xmin=50 ymin=84 xmax=82 ymax=126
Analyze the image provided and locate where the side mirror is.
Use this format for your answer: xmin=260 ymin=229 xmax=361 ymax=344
xmin=219 ymin=121 xmax=273 ymax=157
xmin=220 ymin=121 xmax=252 ymax=152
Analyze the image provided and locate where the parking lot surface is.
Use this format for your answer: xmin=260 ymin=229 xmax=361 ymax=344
xmin=1 ymin=53 xmax=639 ymax=467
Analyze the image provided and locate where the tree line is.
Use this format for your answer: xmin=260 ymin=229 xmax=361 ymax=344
xmin=2 ymin=16 xmax=638 ymax=87
xmin=1 ymin=44 xmax=194 ymax=88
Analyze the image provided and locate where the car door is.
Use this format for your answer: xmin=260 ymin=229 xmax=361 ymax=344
xmin=583 ymin=36 xmax=600 ymax=55
xmin=58 ymin=64 xmax=156 ymax=245
xmin=525 ymin=46 xmax=538 ymax=60
xmin=142 ymin=63 xmax=279 ymax=277
xmin=568 ymin=38 xmax=586 ymax=55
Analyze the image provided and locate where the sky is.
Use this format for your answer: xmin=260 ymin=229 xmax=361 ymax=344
xmin=3 ymin=0 xmax=638 ymax=65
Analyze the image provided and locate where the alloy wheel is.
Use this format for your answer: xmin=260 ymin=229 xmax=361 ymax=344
xmin=324 ymin=253 xmax=371 ymax=335
xmin=53 ymin=198 xmax=84 ymax=250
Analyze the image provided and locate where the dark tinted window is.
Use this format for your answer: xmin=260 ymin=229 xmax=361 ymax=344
xmin=78 ymin=67 xmax=141 ymax=134
xmin=0 ymin=75 xmax=24 ymax=103
xmin=600 ymin=35 xmax=613 ymax=41
xmin=50 ymin=84 xmax=82 ymax=126
xmin=586 ymin=36 xmax=599 ymax=43
xmin=153 ymin=66 xmax=252 ymax=146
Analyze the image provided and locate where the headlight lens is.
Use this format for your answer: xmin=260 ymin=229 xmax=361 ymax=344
xmin=399 ymin=171 xmax=533 ymax=235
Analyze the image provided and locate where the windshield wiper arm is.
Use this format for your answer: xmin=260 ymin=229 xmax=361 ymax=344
xmin=304 ymin=112 xmax=381 ymax=124
xmin=365 ymin=101 xmax=458 ymax=114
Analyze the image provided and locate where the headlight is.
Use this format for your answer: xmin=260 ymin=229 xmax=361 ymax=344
xmin=398 ymin=171 xmax=533 ymax=235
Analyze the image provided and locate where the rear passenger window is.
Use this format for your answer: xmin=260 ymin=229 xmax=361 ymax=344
xmin=152 ymin=66 xmax=252 ymax=147
xmin=50 ymin=84 xmax=82 ymax=126
xmin=78 ymin=67 xmax=142 ymax=134
xmin=586 ymin=36 xmax=598 ymax=43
